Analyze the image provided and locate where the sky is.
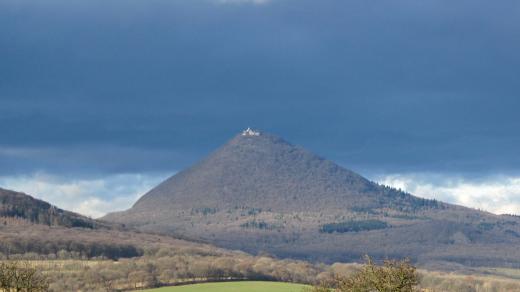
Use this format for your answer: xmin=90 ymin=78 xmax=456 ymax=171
xmin=1 ymin=0 xmax=519 ymax=217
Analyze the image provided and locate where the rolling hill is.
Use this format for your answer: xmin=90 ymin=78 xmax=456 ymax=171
xmin=104 ymin=129 xmax=520 ymax=269
xmin=0 ymin=187 xmax=110 ymax=229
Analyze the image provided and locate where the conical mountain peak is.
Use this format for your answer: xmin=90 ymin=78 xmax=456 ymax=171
xmin=121 ymin=130 xmax=426 ymax=214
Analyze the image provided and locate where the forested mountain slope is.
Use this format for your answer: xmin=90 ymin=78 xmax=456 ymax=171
xmin=104 ymin=130 xmax=520 ymax=268
xmin=0 ymin=187 xmax=110 ymax=229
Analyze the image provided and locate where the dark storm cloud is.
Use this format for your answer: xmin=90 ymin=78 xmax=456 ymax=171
xmin=1 ymin=0 xmax=519 ymax=176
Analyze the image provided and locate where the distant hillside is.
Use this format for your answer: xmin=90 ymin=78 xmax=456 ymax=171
xmin=0 ymin=187 xmax=235 ymax=260
xmin=104 ymin=130 xmax=520 ymax=269
xmin=0 ymin=187 xmax=110 ymax=229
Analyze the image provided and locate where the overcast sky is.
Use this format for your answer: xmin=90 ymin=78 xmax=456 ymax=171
xmin=1 ymin=0 xmax=519 ymax=217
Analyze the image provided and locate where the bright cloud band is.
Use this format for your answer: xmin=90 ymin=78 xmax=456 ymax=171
xmin=377 ymin=174 xmax=520 ymax=215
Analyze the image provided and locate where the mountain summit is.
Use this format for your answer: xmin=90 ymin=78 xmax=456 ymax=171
xmin=105 ymin=130 xmax=520 ymax=268
xmin=131 ymin=130 xmax=432 ymax=213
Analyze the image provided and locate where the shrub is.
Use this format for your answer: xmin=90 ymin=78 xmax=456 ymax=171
xmin=309 ymin=256 xmax=418 ymax=292
xmin=0 ymin=261 xmax=49 ymax=291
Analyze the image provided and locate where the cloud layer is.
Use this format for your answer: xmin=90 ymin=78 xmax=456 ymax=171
xmin=1 ymin=0 xmax=519 ymax=177
xmin=376 ymin=174 xmax=520 ymax=215
xmin=216 ymin=0 xmax=271 ymax=4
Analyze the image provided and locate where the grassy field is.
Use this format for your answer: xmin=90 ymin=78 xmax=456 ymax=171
xmin=140 ymin=281 xmax=309 ymax=292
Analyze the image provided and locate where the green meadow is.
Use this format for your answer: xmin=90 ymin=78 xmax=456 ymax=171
xmin=141 ymin=281 xmax=309 ymax=292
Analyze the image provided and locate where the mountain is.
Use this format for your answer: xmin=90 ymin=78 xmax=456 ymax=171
xmin=104 ymin=129 xmax=520 ymax=268
xmin=131 ymin=130 xmax=441 ymax=213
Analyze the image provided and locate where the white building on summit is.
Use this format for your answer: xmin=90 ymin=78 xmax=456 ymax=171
xmin=242 ymin=127 xmax=260 ymax=136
